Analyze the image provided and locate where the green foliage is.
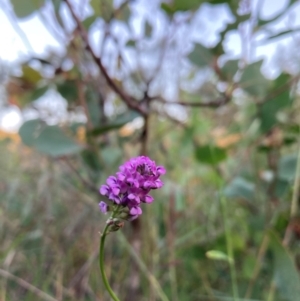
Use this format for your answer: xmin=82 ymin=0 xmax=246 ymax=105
xmin=21 ymin=65 xmax=42 ymax=84
xmin=206 ymin=250 xmax=233 ymax=263
xmin=18 ymin=119 xmax=44 ymax=146
xmin=220 ymin=60 xmax=239 ymax=82
xmin=188 ymin=43 xmax=214 ymax=68
xmin=224 ymin=177 xmax=255 ymax=201
xmin=259 ymin=73 xmax=293 ymax=132
xmin=269 ymin=231 xmax=300 ymax=301
xmin=278 ymin=154 xmax=297 ymax=182
xmin=144 ymin=20 xmax=153 ymax=38
xmin=56 ymin=80 xmax=78 ymax=103
xmin=11 ymin=0 xmax=45 ymax=18
xmin=19 ymin=119 xmax=83 ymax=157
xmin=195 ymin=144 xmax=227 ymax=165
xmin=240 ymin=60 xmax=270 ymax=97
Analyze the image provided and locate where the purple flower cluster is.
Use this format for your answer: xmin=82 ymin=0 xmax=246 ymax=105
xmin=99 ymin=156 xmax=166 ymax=220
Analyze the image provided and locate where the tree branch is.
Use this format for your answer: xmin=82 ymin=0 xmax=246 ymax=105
xmin=63 ymin=0 xmax=147 ymax=116
xmin=153 ymin=94 xmax=231 ymax=108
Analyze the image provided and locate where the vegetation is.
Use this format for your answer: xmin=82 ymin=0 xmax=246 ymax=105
xmin=1 ymin=0 xmax=300 ymax=300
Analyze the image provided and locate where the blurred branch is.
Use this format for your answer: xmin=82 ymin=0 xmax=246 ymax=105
xmin=0 ymin=269 xmax=58 ymax=301
xmin=153 ymin=94 xmax=231 ymax=108
xmin=140 ymin=115 xmax=149 ymax=155
xmin=63 ymin=0 xmax=147 ymax=116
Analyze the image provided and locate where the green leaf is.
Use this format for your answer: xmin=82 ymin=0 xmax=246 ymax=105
xmin=56 ymin=80 xmax=78 ymax=102
xmin=260 ymin=73 xmax=292 ymax=132
xmin=195 ymin=144 xmax=227 ymax=165
xmin=34 ymin=126 xmax=82 ymax=157
xmin=188 ymin=43 xmax=214 ymax=68
xmin=220 ymin=59 xmax=239 ymax=81
xmin=18 ymin=119 xmax=44 ymax=147
xmin=145 ymin=21 xmax=152 ymax=38
xmin=19 ymin=119 xmax=82 ymax=157
xmin=83 ymin=15 xmax=98 ymax=30
xmin=90 ymin=0 xmax=101 ymax=15
xmin=269 ymin=231 xmax=300 ymax=301
xmin=239 ymin=60 xmax=270 ymax=97
xmin=224 ymin=177 xmax=255 ymax=201
xmin=126 ymin=39 xmax=136 ymax=47
xmin=91 ymin=0 xmax=113 ymax=22
xmin=160 ymin=3 xmax=174 ymax=15
xmin=11 ymin=0 xmax=45 ymax=18
xmin=115 ymin=3 xmax=131 ymax=24
xmin=22 ymin=65 xmax=42 ymax=84
xmin=89 ymin=110 xmax=141 ymax=136
xmin=30 ymin=86 xmax=48 ymax=101
xmin=206 ymin=250 xmax=233 ymax=263
xmin=174 ymin=0 xmax=203 ymax=11
xmin=278 ymin=154 xmax=297 ymax=182
xmin=274 ymin=178 xmax=290 ymax=198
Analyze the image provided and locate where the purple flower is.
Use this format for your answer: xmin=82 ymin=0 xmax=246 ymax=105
xmin=99 ymin=156 xmax=165 ymax=219
xmin=99 ymin=201 xmax=108 ymax=213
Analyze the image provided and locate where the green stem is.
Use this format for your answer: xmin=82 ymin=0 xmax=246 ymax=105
xmin=99 ymin=209 xmax=121 ymax=301
xmin=291 ymin=135 xmax=300 ymax=218
xmin=220 ymin=195 xmax=239 ymax=301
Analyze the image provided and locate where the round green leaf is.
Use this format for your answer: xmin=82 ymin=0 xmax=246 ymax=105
xmin=195 ymin=144 xmax=227 ymax=165
xmin=35 ymin=126 xmax=83 ymax=157
xmin=11 ymin=0 xmax=45 ymax=18
xmin=18 ymin=119 xmax=44 ymax=146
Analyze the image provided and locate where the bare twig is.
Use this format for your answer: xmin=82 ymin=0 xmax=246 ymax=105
xmin=63 ymin=0 xmax=147 ymax=116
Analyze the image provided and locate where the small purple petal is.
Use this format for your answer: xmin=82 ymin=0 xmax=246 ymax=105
xmin=154 ymin=179 xmax=163 ymax=188
xmin=111 ymin=186 xmax=120 ymax=195
xmin=143 ymin=180 xmax=155 ymax=189
xmin=157 ymin=166 xmax=166 ymax=175
xmin=99 ymin=201 xmax=108 ymax=213
xmin=144 ymin=195 xmax=154 ymax=203
xmin=130 ymin=206 xmax=142 ymax=215
xmin=100 ymin=185 xmax=110 ymax=196
xmin=107 ymin=176 xmax=117 ymax=186
xmin=128 ymin=193 xmax=135 ymax=200
xmin=116 ymin=172 xmax=126 ymax=181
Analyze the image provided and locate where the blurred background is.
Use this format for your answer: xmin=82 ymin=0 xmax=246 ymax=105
xmin=1 ymin=0 xmax=300 ymax=300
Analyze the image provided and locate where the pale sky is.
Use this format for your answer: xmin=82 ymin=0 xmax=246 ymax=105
xmin=0 ymin=0 xmax=300 ymax=132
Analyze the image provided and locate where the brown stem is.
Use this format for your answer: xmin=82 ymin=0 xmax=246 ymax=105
xmin=63 ymin=0 xmax=147 ymax=116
